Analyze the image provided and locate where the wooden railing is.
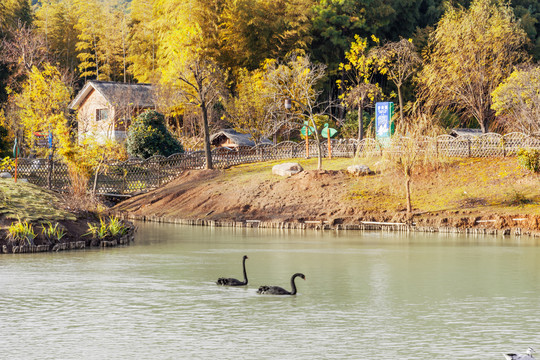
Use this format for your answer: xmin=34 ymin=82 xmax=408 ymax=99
xmin=6 ymin=133 xmax=540 ymax=195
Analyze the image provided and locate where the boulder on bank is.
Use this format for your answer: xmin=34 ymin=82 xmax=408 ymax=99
xmin=0 ymin=172 xmax=12 ymax=178
xmin=347 ymin=165 xmax=374 ymax=176
xmin=272 ymin=162 xmax=304 ymax=177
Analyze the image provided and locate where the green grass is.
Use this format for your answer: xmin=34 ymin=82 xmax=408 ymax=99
xmin=224 ymin=155 xmax=540 ymax=216
xmin=0 ymin=178 xmax=76 ymax=224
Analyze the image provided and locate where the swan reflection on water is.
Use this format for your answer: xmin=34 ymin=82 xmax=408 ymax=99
xmin=216 ymin=255 xmax=248 ymax=286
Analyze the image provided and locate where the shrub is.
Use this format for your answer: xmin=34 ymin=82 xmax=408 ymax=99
xmin=506 ymin=189 xmax=534 ymax=207
xmin=85 ymin=216 xmax=127 ymax=240
xmin=517 ymin=148 xmax=540 ymax=173
xmin=126 ymin=110 xmax=184 ymax=159
xmin=107 ymin=216 xmax=127 ymax=236
xmin=8 ymin=219 xmax=36 ymax=246
xmin=85 ymin=218 xmax=109 ymax=240
xmin=41 ymin=221 xmax=66 ymax=244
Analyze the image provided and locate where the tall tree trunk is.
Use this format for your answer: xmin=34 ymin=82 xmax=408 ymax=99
xmin=310 ymin=117 xmax=323 ymax=170
xmin=201 ymin=102 xmax=213 ymax=169
xmin=479 ymin=115 xmax=488 ymax=133
xmin=357 ymin=99 xmax=364 ymax=141
xmin=398 ymin=85 xmax=404 ymax=124
xmin=405 ymin=173 xmax=412 ymax=213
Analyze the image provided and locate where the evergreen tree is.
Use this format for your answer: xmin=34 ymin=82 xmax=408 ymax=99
xmin=126 ymin=110 xmax=184 ymax=159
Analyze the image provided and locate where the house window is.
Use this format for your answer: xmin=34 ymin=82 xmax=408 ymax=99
xmin=96 ymin=108 xmax=109 ymax=121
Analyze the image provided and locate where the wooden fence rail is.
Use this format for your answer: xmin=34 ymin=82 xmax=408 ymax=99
xmin=6 ymin=132 xmax=540 ymax=195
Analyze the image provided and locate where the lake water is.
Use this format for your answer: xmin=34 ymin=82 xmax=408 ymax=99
xmin=1 ymin=222 xmax=540 ymax=359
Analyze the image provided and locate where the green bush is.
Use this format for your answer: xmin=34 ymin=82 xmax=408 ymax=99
xmin=517 ymin=148 xmax=540 ymax=173
xmin=126 ymin=110 xmax=183 ymax=159
xmin=8 ymin=219 xmax=36 ymax=246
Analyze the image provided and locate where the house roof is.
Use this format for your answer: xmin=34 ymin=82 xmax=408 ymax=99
xmin=210 ymin=129 xmax=273 ymax=147
xmin=449 ymin=128 xmax=483 ymax=137
xmin=69 ymin=81 xmax=154 ymax=110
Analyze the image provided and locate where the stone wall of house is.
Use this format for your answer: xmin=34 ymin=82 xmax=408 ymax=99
xmin=77 ymin=89 xmax=117 ymax=142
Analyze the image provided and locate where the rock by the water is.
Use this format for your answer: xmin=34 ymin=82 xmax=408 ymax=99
xmin=272 ymin=162 xmax=304 ymax=177
xmin=0 ymin=172 xmax=12 ymax=178
xmin=347 ymin=164 xmax=374 ymax=176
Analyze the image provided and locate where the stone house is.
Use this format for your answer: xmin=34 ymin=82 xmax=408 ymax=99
xmin=69 ymin=81 xmax=155 ymax=142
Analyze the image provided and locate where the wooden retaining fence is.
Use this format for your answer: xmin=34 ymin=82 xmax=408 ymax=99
xmin=5 ymin=132 xmax=540 ymax=195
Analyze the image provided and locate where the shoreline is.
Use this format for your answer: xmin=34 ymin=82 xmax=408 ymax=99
xmin=116 ymin=212 xmax=540 ymax=238
xmin=0 ymin=219 xmax=137 ymax=254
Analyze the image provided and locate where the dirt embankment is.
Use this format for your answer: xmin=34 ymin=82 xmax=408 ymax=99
xmin=113 ymin=158 xmax=540 ymax=236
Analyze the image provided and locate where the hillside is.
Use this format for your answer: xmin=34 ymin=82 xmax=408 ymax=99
xmin=0 ymin=178 xmax=105 ymax=249
xmin=113 ymin=156 xmax=540 ymax=234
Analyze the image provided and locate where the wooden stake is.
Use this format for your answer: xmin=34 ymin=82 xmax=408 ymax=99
xmin=327 ymin=127 xmax=332 ymax=159
xmin=305 ymin=133 xmax=309 ymax=158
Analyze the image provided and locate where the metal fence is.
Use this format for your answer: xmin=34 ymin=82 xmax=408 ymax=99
xmin=6 ymin=132 xmax=540 ymax=195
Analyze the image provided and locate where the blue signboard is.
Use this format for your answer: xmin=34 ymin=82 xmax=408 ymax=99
xmin=375 ymin=102 xmax=394 ymax=139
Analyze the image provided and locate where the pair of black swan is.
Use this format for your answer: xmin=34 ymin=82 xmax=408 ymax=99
xmin=216 ymin=255 xmax=306 ymax=295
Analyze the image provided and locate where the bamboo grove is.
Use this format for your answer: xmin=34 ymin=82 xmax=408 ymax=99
xmin=1 ymin=0 xmax=540 ymax=161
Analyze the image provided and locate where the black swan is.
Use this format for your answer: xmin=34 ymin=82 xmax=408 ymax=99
xmin=216 ymin=255 xmax=248 ymax=286
xmin=257 ymin=273 xmax=305 ymax=295
xmin=503 ymin=347 xmax=536 ymax=360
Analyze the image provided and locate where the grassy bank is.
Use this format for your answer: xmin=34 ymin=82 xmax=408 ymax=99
xmin=0 ymin=178 xmax=76 ymax=225
xmin=113 ymin=155 xmax=540 ymax=233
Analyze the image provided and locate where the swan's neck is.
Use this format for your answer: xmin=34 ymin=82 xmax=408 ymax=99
xmin=290 ymin=276 xmax=298 ymax=295
xmin=242 ymin=258 xmax=248 ymax=284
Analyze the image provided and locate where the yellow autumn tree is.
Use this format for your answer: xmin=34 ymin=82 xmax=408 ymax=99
xmin=157 ymin=11 xmax=226 ymax=169
xmin=225 ymin=68 xmax=276 ymax=143
xmin=128 ymin=0 xmax=159 ymax=83
xmin=338 ymin=35 xmax=382 ymax=140
xmin=417 ymin=0 xmax=529 ymax=133
xmin=371 ymin=38 xmax=421 ymax=124
xmin=265 ymin=54 xmax=328 ymax=169
xmin=14 ymin=63 xmax=73 ymax=158
xmin=491 ymin=64 xmax=540 ymax=134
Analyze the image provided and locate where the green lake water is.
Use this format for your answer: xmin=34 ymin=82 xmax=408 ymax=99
xmin=1 ymin=222 xmax=539 ymax=359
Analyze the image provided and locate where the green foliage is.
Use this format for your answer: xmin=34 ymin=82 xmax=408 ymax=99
xmin=8 ymin=219 xmax=37 ymax=246
xmin=126 ymin=110 xmax=183 ymax=159
xmin=517 ymin=148 xmax=540 ymax=173
xmin=341 ymin=109 xmax=374 ymax=138
xmin=311 ymin=0 xmax=369 ymax=69
xmin=86 ymin=218 xmax=108 ymax=240
xmin=41 ymin=221 xmax=66 ymax=244
xmin=85 ymin=216 xmax=127 ymax=239
xmin=107 ymin=216 xmax=127 ymax=237
xmin=0 ymin=178 xmax=76 ymax=221
xmin=0 ymin=125 xmax=11 ymax=157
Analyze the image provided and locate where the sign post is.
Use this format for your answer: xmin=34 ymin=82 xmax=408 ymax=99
xmin=300 ymin=121 xmax=315 ymax=158
xmin=321 ymin=123 xmax=338 ymax=159
xmin=13 ymin=137 xmax=18 ymax=183
xmin=375 ymin=102 xmax=395 ymax=145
